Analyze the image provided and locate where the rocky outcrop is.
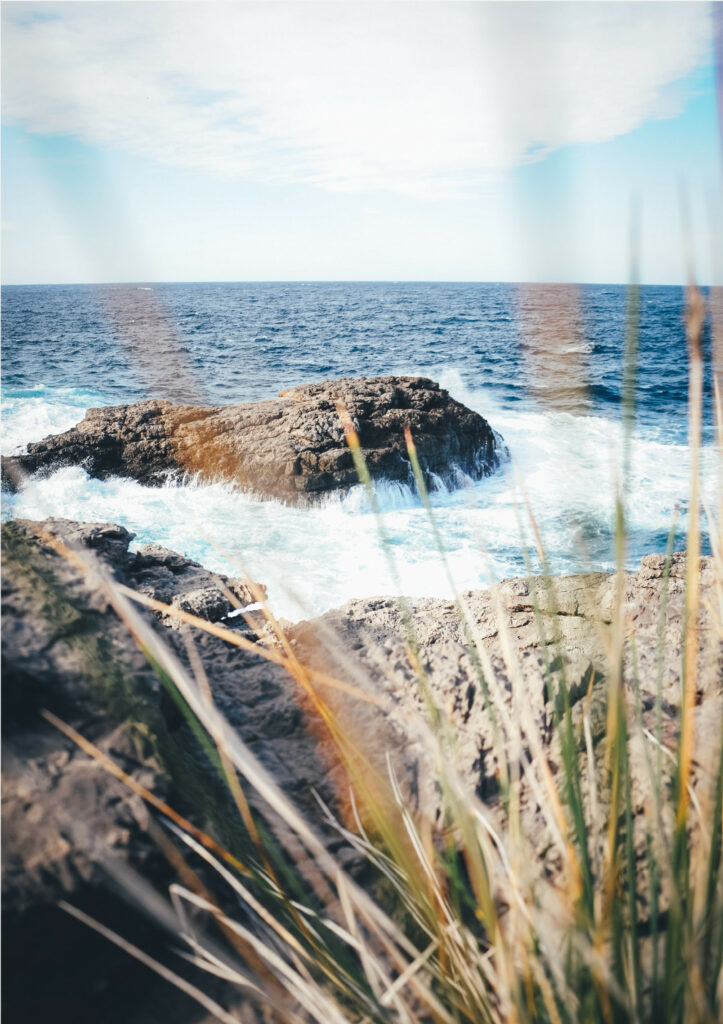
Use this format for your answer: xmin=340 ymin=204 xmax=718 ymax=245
xmin=1 ymin=376 xmax=502 ymax=503
xmin=291 ymin=554 xmax=722 ymax=903
xmin=3 ymin=518 xmax=720 ymax=1020
xmin=1 ymin=517 xmax=333 ymax=888
xmin=0 ymin=519 xmax=332 ymax=1024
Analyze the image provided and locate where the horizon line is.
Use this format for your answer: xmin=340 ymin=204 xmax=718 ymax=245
xmin=0 ymin=278 xmax=707 ymax=289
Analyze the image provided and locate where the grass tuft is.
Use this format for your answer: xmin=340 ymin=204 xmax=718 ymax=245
xmin=37 ymin=287 xmax=723 ymax=1023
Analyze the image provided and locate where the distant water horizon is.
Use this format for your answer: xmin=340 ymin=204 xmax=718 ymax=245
xmin=2 ymin=281 xmax=717 ymax=620
xmin=2 ymin=279 xmax=704 ymax=289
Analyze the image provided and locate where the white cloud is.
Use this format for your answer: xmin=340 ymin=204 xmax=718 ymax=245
xmin=1 ymin=2 xmax=712 ymax=198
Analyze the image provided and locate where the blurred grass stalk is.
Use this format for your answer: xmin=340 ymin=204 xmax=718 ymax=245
xmin=44 ymin=272 xmax=722 ymax=1023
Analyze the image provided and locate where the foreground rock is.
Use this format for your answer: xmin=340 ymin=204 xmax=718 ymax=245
xmin=292 ymin=555 xmax=722 ymax=895
xmin=3 ymin=518 xmax=721 ymax=1020
xmin=1 ymin=376 xmax=502 ymax=503
xmin=1 ymin=519 xmax=336 ymax=1024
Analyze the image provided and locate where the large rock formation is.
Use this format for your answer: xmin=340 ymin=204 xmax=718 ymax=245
xmin=1 ymin=376 xmax=502 ymax=502
xmin=3 ymin=517 xmax=720 ymax=1021
xmin=0 ymin=519 xmax=335 ymax=1024
xmin=293 ymin=557 xmax=722 ymax=870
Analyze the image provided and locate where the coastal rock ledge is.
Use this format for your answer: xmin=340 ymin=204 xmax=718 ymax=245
xmin=1 ymin=376 xmax=501 ymax=503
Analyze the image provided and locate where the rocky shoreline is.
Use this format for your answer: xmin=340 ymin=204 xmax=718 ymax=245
xmin=1 ymin=375 xmax=503 ymax=502
xmin=3 ymin=515 xmax=721 ymax=1022
xmin=2 ymin=375 xmax=721 ymax=1022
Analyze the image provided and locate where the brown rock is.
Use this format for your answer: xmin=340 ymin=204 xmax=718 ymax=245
xmin=1 ymin=376 xmax=502 ymax=503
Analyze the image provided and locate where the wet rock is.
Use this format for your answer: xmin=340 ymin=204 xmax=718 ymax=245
xmin=1 ymin=376 xmax=502 ymax=503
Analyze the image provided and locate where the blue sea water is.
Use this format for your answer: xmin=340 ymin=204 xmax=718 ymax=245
xmin=1 ymin=282 xmax=718 ymax=619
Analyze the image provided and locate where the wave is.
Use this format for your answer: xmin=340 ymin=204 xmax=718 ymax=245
xmin=1 ymin=380 xmax=716 ymax=621
xmin=1 ymin=386 xmax=103 ymax=455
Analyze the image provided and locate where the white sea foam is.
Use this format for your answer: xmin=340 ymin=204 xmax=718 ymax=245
xmin=2 ymin=378 xmax=717 ymax=621
xmin=1 ymin=387 xmax=104 ymax=454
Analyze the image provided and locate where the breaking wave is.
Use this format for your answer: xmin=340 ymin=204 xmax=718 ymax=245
xmin=2 ymin=370 xmax=715 ymax=621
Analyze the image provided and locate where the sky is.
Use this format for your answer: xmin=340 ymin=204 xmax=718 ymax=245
xmin=1 ymin=1 xmax=721 ymax=286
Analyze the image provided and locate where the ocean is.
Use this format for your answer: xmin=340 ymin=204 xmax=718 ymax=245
xmin=1 ymin=281 xmax=717 ymax=620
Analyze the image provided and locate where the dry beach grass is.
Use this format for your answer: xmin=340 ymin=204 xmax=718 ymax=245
xmin=2 ymin=282 xmax=716 ymax=1024
xmin=7 ymin=281 xmax=717 ymax=1023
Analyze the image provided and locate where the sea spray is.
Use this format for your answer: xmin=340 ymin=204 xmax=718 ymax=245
xmin=2 ymin=378 xmax=714 ymax=621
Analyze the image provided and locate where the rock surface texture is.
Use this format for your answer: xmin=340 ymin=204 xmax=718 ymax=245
xmin=291 ymin=555 xmax=722 ymax=904
xmin=1 ymin=376 xmax=502 ymax=502
xmin=3 ymin=518 xmax=720 ymax=1021
xmin=1 ymin=519 xmax=328 ymax=1024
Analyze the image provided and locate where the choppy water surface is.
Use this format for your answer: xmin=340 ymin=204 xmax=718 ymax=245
xmin=2 ymin=282 xmax=717 ymax=619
